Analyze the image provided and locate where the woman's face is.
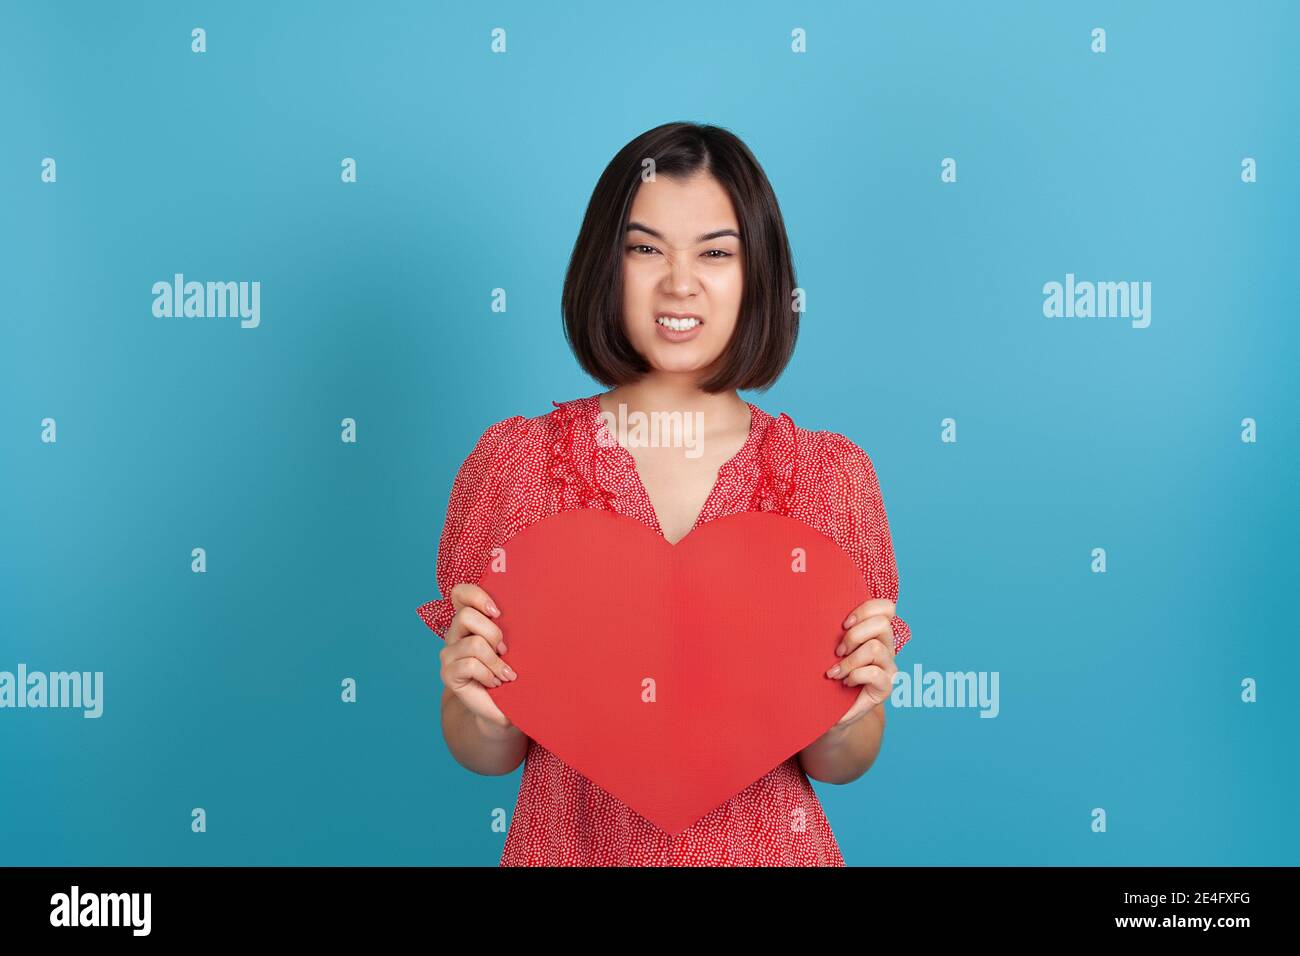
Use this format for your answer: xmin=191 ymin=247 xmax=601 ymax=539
xmin=620 ymin=171 xmax=745 ymax=379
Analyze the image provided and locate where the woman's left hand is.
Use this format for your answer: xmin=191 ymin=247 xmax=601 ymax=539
xmin=826 ymin=598 xmax=898 ymax=728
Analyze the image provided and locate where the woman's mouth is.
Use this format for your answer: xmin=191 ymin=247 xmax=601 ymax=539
xmin=655 ymin=314 xmax=703 ymax=342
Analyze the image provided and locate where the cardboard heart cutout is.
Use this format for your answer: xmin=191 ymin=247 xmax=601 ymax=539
xmin=479 ymin=508 xmax=868 ymax=835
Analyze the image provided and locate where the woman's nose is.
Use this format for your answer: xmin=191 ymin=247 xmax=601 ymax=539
xmin=663 ymin=253 xmax=699 ymax=294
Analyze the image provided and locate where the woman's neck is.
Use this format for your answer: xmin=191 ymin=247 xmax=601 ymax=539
xmin=599 ymin=377 xmax=750 ymax=436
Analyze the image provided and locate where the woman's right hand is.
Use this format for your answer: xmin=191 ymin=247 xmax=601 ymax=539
xmin=438 ymin=582 xmax=518 ymax=730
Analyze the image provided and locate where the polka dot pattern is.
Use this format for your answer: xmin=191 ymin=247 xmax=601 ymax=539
xmin=417 ymin=394 xmax=911 ymax=865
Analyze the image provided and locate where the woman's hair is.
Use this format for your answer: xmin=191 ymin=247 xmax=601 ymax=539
xmin=562 ymin=122 xmax=798 ymax=394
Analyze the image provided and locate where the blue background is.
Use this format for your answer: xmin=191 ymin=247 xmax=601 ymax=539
xmin=1 ymin=0 xmax=1295 ymax=865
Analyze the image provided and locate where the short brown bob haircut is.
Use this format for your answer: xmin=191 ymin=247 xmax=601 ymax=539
xmin=562 ymin=122 xmax=798 ymax=394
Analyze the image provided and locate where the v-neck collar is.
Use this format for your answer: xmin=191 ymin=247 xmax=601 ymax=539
xmin=566 ymin=394 xmax=774 ymax=542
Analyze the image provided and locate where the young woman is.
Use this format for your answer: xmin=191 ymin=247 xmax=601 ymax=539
xmin=418 ymin=122 xmax=912 ymax=866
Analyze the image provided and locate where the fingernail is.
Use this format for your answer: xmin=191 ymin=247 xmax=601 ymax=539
xmin=486 ymin=601 xmax=500 ymax=616
xmin=835 ymin=643 xmax=846 ymax=656
xmin=498 ymin=640 xmax=508 ymax=653
xmin=827 ymin=664 xmax=841 ymax=678
xmin=843 ymin=614 xmax=856 ymax=629
xmin=503 ymin=665 xmax=516 ymax=680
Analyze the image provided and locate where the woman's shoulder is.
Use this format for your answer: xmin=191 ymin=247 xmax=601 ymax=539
xmin=749 ymin=403 xmax=877 ymax=478
xmin=461 ymin=395 xmax=597 ymax=462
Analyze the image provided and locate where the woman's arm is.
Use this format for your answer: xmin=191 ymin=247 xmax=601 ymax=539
xmin=419 ymin=416 xmax=531 ymax=775
xmin=441 ymin=685 xmax=529 ymax=775
xmin=797 ymin=431 xmax=909 ymax=783
xmin=798 ymin=699 xmax=886 ymax=784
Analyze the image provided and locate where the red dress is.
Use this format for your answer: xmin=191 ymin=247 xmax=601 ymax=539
xmin=417 ymin=394 xmax=912 ymax=866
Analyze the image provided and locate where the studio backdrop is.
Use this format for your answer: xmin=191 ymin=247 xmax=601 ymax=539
xmin=1 ymin=0 xmax=1295 ymax=865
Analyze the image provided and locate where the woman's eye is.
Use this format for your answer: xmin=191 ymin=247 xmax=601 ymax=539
xmin=627 ymin=244 xmax=731 ymax=258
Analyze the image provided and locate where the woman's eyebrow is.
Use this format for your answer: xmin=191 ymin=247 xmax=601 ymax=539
xmin=626 ymin=222 xmax=741 ymax=243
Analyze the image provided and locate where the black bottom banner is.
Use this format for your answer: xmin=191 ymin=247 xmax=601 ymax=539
xmin=0 ymin=865 xmax=1286 ymax=940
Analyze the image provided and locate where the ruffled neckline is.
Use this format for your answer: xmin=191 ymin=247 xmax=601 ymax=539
xmin=546 ymin=394 xmax=802 ymax=525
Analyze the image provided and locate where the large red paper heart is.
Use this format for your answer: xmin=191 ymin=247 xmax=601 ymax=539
xmin=478 ymin=508 xmax=868 ymax=835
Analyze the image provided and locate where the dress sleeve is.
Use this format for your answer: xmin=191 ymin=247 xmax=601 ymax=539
xmin=819 ymin=432 xmax=912 ymax=656
xmin=415 ymin=416 xmax=523 ymax=640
